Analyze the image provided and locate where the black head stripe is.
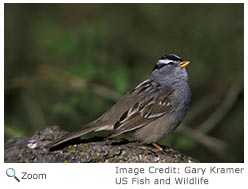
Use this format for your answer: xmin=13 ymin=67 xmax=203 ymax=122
xmin=153 ymin=54 xmax=182 ymax=71
xmin=152 ymin=63 xmax=166 ymax=71
xmin=164 ymin=54 xmax=182 ymax=61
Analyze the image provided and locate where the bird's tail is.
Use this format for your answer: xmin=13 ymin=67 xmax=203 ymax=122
xmin=46 ymin=122 xmax=102 ymax=149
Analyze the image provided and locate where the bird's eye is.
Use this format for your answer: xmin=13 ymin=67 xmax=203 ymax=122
xmin=167 ymin=62 xmax=174 ymax=65
xmin=152 ymin=62 xmax=174 ymax=71
xmin=153 ymin=64 xmax=164 ymax=70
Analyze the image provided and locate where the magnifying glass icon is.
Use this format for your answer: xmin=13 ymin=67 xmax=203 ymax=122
xmin=6 ymin=168 xmax=20 ymax=182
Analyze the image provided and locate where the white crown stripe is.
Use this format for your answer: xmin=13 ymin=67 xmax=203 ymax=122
xmin=158 ymin=59 xmax=172 ymax=64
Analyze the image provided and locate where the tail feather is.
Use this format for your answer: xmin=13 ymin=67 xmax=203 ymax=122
xmin=47 ymin=122 xmax=101 ymax=149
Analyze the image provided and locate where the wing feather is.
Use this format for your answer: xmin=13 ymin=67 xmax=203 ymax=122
xmin=111 ymin=80 xmax=175 ymax=137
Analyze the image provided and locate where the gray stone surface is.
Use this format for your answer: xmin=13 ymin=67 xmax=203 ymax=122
xmin=4 ymin=126 xmax=199 ymax=163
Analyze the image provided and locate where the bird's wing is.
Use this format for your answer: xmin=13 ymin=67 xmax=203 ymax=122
xmin=110 ymin=81 xmax=175 ymax=137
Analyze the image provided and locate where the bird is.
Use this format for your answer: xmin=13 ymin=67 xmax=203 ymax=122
xmin=47 ymin=53 xmax=191 ymax=150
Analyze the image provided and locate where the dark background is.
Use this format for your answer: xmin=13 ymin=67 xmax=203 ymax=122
xmin=4 ymin=3 xmax=244 ymax=162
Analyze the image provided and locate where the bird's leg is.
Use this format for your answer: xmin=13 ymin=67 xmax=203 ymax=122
xmin=152 ymin=143 xmax=163 ymax=151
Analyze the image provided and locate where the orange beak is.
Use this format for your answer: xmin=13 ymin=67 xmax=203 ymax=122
xmin=179 ymin=60 xmax=190 ymax=68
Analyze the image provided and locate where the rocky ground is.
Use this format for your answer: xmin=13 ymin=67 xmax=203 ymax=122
xmin=4 ymin=126 xmax=199 ymax=163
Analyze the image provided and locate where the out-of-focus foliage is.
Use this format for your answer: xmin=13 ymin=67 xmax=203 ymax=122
xmin=4 ymin=4 xmax=243 ymax=162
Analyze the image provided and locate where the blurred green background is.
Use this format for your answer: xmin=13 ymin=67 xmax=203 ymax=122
xmin=4 ymin=3 xmax=243 ymax=162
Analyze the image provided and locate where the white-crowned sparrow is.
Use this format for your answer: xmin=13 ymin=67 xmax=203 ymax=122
xmin=48 ymin=54 xmax=191 ymax=149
